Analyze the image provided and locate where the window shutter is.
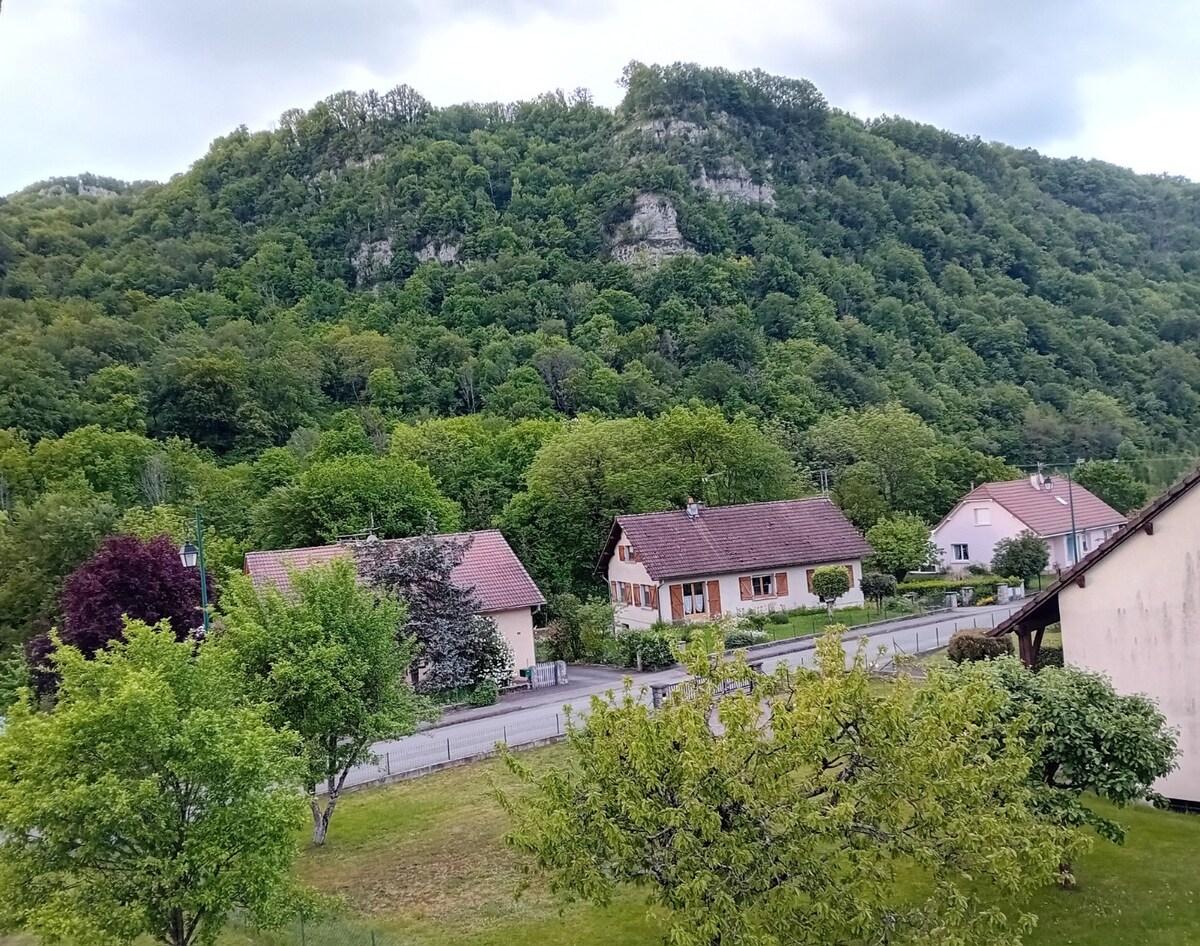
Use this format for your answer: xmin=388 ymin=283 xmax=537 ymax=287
xmin=739 ymin=576 xmax=752 ymax=600
xmin=707 ymin=580 xmax=722 ymax=618
xmin=633 ymin=584 xmax=642 ymax=607
xmin=623 ymin=581 xmax=632 ymax=603
xmin=806 ymin=569 xmax=815 ymax=593
xmin=618 ymin=545 xmax=626 ymax=561
xmin=844 ymin=565 xmax=855 ymax=587
xmin=669 ymin=584 xmax=684 ymax=621
xmin=775 ymin=571 xmax=789 ymax=596
xmin=649 ymin=586 xmax=659 ymax=609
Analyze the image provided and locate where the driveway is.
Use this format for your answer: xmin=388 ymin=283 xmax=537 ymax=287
xmin=341 ymin=603 xmax=1024 ymax=789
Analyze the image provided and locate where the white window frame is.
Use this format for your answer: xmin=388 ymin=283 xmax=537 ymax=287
xmin=973 ymin=507 xmax=991 ymax=526
xmin=682 ymin=581 xmax=706 ymax=615
xmin=751 ymin=574 xmax=774 ymax=597
xmin=952 ymin=543 xmax=970 ymax=562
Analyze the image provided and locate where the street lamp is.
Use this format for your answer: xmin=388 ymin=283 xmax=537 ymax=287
xmin=178 ymin=506 xmax=210 ymax=634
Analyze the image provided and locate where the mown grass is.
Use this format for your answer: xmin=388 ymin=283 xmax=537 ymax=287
xmin=5 ymin=736 xmax=1199 ymax=946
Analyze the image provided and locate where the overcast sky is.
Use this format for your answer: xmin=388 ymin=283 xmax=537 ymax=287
xmin=2 ymin=0 xmax=1198 ymax=195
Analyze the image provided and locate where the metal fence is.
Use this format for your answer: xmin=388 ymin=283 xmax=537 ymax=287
xmin=341 ymin=710 xmax=569 ymax=789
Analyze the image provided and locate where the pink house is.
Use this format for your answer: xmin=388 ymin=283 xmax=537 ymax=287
xmin=931 ymin=476 xmax=1127 ymax=574
xmin=243 ymin=530 xmax=545 ymax=674
xmin=598 ymin=498 xmax=872 ymax=631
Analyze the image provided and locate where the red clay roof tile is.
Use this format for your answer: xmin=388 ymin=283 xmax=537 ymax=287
xmin=243 ymin=530 xmax=545 ymax=614
xmin=959 ymin=478 xmax=1126 ymax=536
xmin=601 ymin=498 xmax=873 ymax=582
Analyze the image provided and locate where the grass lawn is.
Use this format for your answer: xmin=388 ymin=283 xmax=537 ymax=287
xmin=5 ymin=739 xmax=1198 ymax=946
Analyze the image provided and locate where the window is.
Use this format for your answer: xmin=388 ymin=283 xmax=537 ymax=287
xmin=641 ymin=584 xmax=657 ymax=608
xmin=952 ymin=543 xmax=970 ymax=561
xmin=973 ymin=507 xmax=991 ymax=526
xmin=682 ymin=581 xmax=706 ymax=615
xmin=752 ymin=574 xmax=774 ymax=597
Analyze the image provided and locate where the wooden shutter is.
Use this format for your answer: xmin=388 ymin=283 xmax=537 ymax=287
xmin=649 ymin=586 xmax=659 ymax=609
xmin=669 ymin=584 xmax=684 ymax=621
xmin=618 ymin=545 xmax=626 ymax=561
xmin=609 ymin=580 xmax=618 ymax=603
xmin=707 ymin=580 xmax=722 ymax=617
xmin=739 ymin=576 xmax=753 ymax=600
xmin=775 ymin=571 xmax=789 ymax=596
xmin=633 ymin=584 xmax=642 ymax=607
xmin=844 ymin=565 xmax=855 ymax=587
xmin=806 ymin=569 xmax=815 ymax=593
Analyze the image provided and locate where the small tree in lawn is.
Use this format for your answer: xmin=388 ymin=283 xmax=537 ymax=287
xmin=991 ymin=531 xmax=1050 ymax=584
xmin=501 ymin=631 xmax=1078 ymax=946
xmin=865 ymin=513 xmax=938 ymax=580
xmin=811 ymin=565 xmax=851 ymax=617
xmin=948 ymin=657 xmax=1178 ymax=886
xmin=354 ymin=526 xmax=512 ymax=693
xmin=860 ymin=572 xmax=897 ymax=613
xmin=217 ymin=560 xmax=432 ymax=846
xmin=0 ymin=621 xmax=309 ymax=946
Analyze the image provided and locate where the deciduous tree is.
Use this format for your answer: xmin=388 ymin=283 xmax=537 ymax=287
xmin=990 ymin=530 xmax=1050 ymax=583
xmin=217 ymin=561 xmax=430 ymax=845
xmin=865 ymin=512 xmax=938 ymax=579
xmin=0 ymin=621 xmax=309 ymax=946
xmin=810 ymin=564 xmax=851 ymax=616
xmin=503 ymin=632 xmax=1076 ymax=946
xmin=949 ymin=657 xmax=1177 ymax=886
xmin=1073 ymin=460 xmax=1149 ymax=515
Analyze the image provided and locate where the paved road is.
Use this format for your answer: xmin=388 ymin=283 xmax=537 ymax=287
xmin=341 ymin=604 xmax=1023 ymax=789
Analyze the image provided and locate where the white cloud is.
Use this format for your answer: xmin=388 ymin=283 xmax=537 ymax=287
xmin=1 ymin=0 xmax=1197 ymax=194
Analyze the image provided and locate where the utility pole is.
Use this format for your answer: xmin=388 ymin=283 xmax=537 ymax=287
xmin=1066 ymin=460 xmax=1081 ymax=565
xmin=179 ymin=507 xmax=210 ymax=634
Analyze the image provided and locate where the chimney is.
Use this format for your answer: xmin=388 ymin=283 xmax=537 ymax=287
xmin=685 ymin=496 xmax=700 ymax=519
xmin=1029 ymin=473 xmax=1041 ymax=491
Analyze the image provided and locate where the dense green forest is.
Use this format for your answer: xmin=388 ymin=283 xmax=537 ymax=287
xmin=2 ymin=62 xmax=1199 ymax=655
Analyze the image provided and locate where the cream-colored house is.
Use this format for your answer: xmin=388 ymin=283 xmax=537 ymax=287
xmin=993 ymin=468 xmax=1200 ymax=804
xmin=244 ymin=530 xmax=544 ymax=675
xmin=932 ymin=475 xmax=1126 ymax=574
xmin=598 ymin=498 xmax=873 ymax=630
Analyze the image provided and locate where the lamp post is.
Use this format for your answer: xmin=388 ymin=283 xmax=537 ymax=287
xmin=179 ymin=506 xmax=210 ymax=634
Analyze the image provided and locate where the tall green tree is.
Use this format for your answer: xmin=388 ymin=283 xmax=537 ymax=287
xmin=499 ymin=407 xmax=802 ymax=597
xmin=990 ymin=530 xmax=1050 ymax=583
xmin=0 ymin=621 xmax=310 ymax=946
xmin=503 ymin=633 xmax=1078 ymax=946
xmin=217 ymin=561 xmax=430 ymax=845
xmin=1073 ymin=460 xmax=1150 ymax=515
xmin=865 ymin=513 xmax=938 ymax=579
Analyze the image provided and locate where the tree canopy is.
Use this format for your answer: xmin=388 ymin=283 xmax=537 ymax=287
xmin=0 ymin=621 xmax=309 ymax=946
xmin=503 ymin=632 xmax=1079 ymax=946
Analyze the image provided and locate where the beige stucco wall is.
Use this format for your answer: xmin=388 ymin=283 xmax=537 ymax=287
xmin=486 ymin=607 xmax=537 ymax=675
xmin=1057 ymin=485 xmax=1200 ymax=802
xmin=606 ymin=523 xmax=865 ymax=629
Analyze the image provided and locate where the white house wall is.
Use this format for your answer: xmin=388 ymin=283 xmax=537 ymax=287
xmin=1056 ymin=485 xmax=1200 ymax=803
xmin=608 ymin=548 xmax=866 ymax=629
xmin=487 ymin=607 xmax=537 ymax=674
xmin=934 ymin=499 xmax=1029 ymax=574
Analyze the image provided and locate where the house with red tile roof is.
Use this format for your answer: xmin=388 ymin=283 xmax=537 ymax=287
xmin=598 ymin=498 xmax=873 ymax=630
xmin=931 ymin=475 xmax=1127 ymax=575
xmin=243 ymin=530 xmax=545 ymax=673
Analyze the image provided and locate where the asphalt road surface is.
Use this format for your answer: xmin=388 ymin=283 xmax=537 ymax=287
xmin=341 ymin=603 xmax=1024 ymax=789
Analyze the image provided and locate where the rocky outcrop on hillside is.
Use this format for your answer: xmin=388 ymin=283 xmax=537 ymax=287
xmin=611 ymin=193 xmax=696 ymax=264
xmin=350 ymin=238 xmax=393 ymax=286
xmin=694 ymin=160 xmax=776 ymax=207
xmin=634 ymin=118 xmax=709 ymax=144
xmin=416 ymin=241 xmax=461 ymax=264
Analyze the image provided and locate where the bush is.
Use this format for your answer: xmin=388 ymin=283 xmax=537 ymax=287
xmin=740 ymin=611 xmax=769 ymax=632
xmin=617 ymin=631 xmax=677 ymax=671
xmin=898 ymin=576 xmax=1020 ymax=602
xmin=467 ymin=680 xmax=500 ymax=707
xmin=976 ymin=595 xmax=996 ymax=606
xmin=767 ymin=611 xmax=790 ymax=625
xmin=724 ymin=629 xmax=769 ymax=649
xmin=860 ymin=573 xmax=897 ymax=610
xmin=882 ymin=596 xmax=918 ymax=615
xmin=967 ymin=563 xmax=991 ymax=576
xmin=1036 ymin=645 xmax=1065 ymax=672
xmin=947 ymin=629 xmax=1014 ymax=664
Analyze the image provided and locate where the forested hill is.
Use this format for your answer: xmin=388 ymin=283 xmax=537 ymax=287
xmin=1 ymin=62 xmax=1199 ymax=645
